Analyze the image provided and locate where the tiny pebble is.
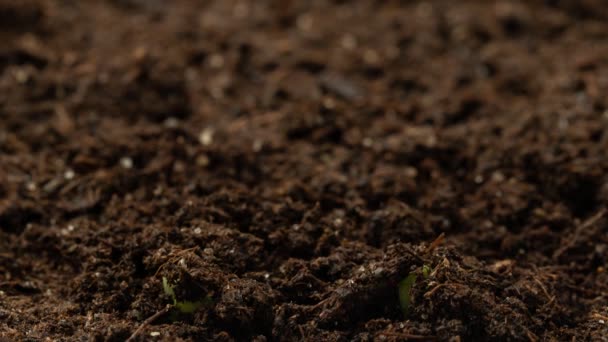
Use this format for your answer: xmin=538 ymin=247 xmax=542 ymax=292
xmin=64 ymin=169 xmax=75 ymax=180
xmin=120 ymin=157 xmax=133 ymax=169
xmin=341 ymin=34 xmax=357 ymax=50
xmin=26 ymin=181 xmax=37 ymax=191
xmin=363 ymin=49 xmax=380 ymax=65
xmin=199 ymin=128 xmax=214 ymax=146
xmin=322 ymin=96 xmax=336 ymax=109
xmin=208 ymin=54 xmax=224 ymax=69
xmin=163 ymin=117 xmax=179 ymax=128
xmin=492 ymin=171 xmax=505 ymax=182
xmin=405 ymin=167 xmax=418 ymax=178
xmin=196 ymin=154 xmax=210 ymax=167
xmin=296 ymin=14 xmax=313 ymax=32
xmin=252 ymin=139 xmax=263 ymax=152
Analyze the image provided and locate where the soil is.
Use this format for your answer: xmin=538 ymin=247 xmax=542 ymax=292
xmin=2 ymin=0 xmax=608 ymax=341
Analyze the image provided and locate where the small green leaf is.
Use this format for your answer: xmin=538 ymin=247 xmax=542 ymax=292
xmin=162 ymin=277 xmax=177 ymax=305
xmin=162 ymin=276 xmax=211 ymax=314
xmin=398 ymin=273 xmax=417 ymax=316
xmin=175 ymin=300 xmax=203 ymax=313
xmin=422 ymin=265 xmax=431 ymax=279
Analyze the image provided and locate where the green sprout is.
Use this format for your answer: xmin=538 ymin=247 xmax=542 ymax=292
xmin=422 ymin=265 xmax=431 ymax=278
xmin=398 ymin=265 xmax=431 ymax=316
xmin=398 ymin=273 xmax=417 ymax=316
xmin=162 ymin=277 xmax=210 ymax=314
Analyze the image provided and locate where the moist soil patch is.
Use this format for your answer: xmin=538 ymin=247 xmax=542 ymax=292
xmin=2 ymin=0 xmax=608 ymax=341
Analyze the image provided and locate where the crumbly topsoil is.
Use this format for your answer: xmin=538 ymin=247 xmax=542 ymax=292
xmin=1 ymin=0 xmax=608 ymax=341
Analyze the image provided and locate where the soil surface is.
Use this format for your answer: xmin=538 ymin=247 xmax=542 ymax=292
xmin=2 ymin=0 xmax=608 ymax=341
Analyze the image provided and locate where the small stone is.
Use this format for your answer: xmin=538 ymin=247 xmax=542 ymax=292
xmin=208 ymin=54 xmax=224 ymax=69
xmin=341 ymin=34 xmax=357 ymax=50
xmin=196 ymin=154 xmax=210 ymax=167
xmin=64 ymin=169 xmax=75 ymax=180
xmin=26 ymin=181 xmax=37 ymax=191
xmin=252 ymin=139 xmax=263 ymax=152
xmin=120 ymin=157 xmax=133 ymax=169
xmin=173 ymin=161 xmax=185 ymax=173
xmin=363 ymin=49 xmax=380 ymax=65
xmin=492 ymin=171 xmax=505 ymax=182
xmin=296 ymin=14 xmax=313 ymax=32
xmin=14 ymin=68 xmax=30 ymax=83
xmin=150 ymin=331 xmax=161 ymax=337
xmin=199 ymin=128 xmax=214 ymax=146
xmin=163 ymin=117 xmax=179 ymax=128
xmin=404 ymin=167 xmax=418 ymax=178
xmin=322 ymin=96 xmax=336 ymax=109
xmin=193 ymin=227 xmax=202 ymax=235
xmin=60 ymin=226 xmax=73 ymax=236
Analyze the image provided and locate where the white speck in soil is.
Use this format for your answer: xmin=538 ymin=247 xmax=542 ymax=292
xmin=120 ymin=157 xmax=133 ymax=169
xmin=64 ymin=169 xmax=75 ymax=180
xmin=26 ymin=181 xmax=37 ymax=191
xmin=199 ymin=128 xmax=214 ymax=146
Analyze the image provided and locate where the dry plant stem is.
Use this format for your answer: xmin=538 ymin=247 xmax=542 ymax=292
xmin=425 ymin=233 xmax=446 ymax=254
xmin=126 ymin=304 xmax=172 ymax=342
xmin=377 ymin=332 xmax=436 ymax=340
xmin=553 ymin=209 xmax=606 ymax=259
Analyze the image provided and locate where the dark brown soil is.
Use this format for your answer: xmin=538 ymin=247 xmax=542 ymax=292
xmin=2 ymin=0 xmax=608 ymax=341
